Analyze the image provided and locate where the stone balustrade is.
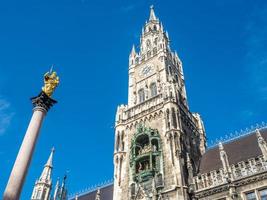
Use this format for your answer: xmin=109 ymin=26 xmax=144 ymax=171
xmin=194 ymin=155 xmax=267 ymax=191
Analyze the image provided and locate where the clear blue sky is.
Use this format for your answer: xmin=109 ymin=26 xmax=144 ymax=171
xmin=0 ymin=0 xmax=266 ymax=198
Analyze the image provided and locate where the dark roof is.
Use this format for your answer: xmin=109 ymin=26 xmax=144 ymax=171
xmin=199 ymin=128 xmax=267 ymax=174
xmin=71 ymin=184 xmax=113 ymax=200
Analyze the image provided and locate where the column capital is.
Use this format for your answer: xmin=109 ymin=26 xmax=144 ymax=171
xmin=31 ymin=91 xmax=57 ymax=112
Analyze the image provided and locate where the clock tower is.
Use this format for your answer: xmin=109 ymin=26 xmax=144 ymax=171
xmin=113 ymin=6 xmax=206 ymax=200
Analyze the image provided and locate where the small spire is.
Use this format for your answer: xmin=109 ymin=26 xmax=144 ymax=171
xmin=130 ymin=45 xmax=136 ymax=56
xmin=149 ymin=5 xmax=157 ymax=21
xmin=95 ymin=188 xmax=101 ymax=200
xmin=53 ymin=178 xmax=60 ymax=200
xmin=46 ymin=147 xmax=55 ymax=168
xmin=219 ymin=142 xmax=224 ymax=150
xmin=256 ymin=129 xmax=262 ymax=138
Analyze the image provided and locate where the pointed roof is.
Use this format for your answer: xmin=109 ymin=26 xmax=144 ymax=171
xmin=130 ymin=45 xmax=136 ymax=56
xmin=45 ymin=147 xmax=55 ymax=168
xmin=39 ymin=148 xmax=55 ymax=182
xmin=199 ymin=128 xmax=267 ymax=174
xmin=149 ymin=5 xmax=157 ymax=21
xmin=53 ymin=178 xmax=60 ymax=200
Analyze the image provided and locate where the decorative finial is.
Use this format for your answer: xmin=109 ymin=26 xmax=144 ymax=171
xmin=51 ymin=147 xmax=55 ymax=153
xmin=149 ymin=5 xmax=157 ymax=21
xmin=219 ymin=142 xmax=224 ymax=150
xmin=42 ymin=67 xmax=60 ymax=97
xmin=49 ymin=64 xmax=54 ymax=73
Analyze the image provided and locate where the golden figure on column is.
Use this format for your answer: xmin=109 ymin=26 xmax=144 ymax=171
xmin=42 ymin=70 xmax=60 ymax=97
xmin=3 ymin=68 xmax=59 ymax=200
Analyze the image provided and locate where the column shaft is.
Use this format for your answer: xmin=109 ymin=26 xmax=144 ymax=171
xmin=3 ymin=108 xmax=46 ymax=200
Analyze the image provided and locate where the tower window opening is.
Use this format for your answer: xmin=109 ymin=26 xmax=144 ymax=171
xmin=171 ymin=108 xmax=177 ymax=128
xmin=135 ymin=57 xmax=139 ymax=64
xmin=153 ymin=47 xmax=157 ymax=55
xmin=175 ymin=75 xmax=179 ymax=83
xmin=166 ymin=109 xmax=170 ymax=129
xmin=168 ymin=66 xmax=173 ymax=75
xmin=121 ymin=132 xmax=125 ymax=151
xmin=147 ymin=51 xmax=151 ymax=58
xmin=138 ymin=89 xmax=145 ymax=103
xmin=150 ymin=82 xmax=157 ymax=97
xmin=146 ymin=39 xmax=151 ymax=49
xmin=154 ymin=37 xmax=158 ymax=45
xmin=116 ymin=132 xmax=120 ymax=151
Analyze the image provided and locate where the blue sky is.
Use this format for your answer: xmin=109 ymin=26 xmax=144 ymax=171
xmin=0 ymin=0 xmax=267 ymax=198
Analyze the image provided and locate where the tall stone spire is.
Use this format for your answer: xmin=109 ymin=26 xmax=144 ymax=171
xmin=30 ymin=148 xmax=55 ymax=200
xmin=53 ymin=178 xmax=60 ymax=200
xmin=149 ymin=5 xmax=157 ymax=21
xmin=52 ymin=175 xmax=68 ymax=200
xmin=40 ymin=147 xmax=54 ymax=182
xmin=58 ymin=175 xmax=68 ymax=200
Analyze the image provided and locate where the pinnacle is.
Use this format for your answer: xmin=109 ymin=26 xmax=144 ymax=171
xmin=149 ymin=5 xmax=157 ymax=21
xmin=130 ymin=45 xmax=136 ymax=56
xmin=45 ymin=147 xmax=55 ymax=167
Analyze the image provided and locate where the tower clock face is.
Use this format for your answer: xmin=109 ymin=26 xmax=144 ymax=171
xmin=139 ymin=64 xmax=154 ymax=77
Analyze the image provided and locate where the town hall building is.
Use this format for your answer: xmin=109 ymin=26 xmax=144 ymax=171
xmin=33 ymin=6 xmax=267 ymax=200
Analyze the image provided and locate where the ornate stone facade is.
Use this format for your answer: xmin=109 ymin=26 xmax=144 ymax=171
xmin=113 ymin=6 xmax=206 ymax=200
xmin=193 ymin=128 xmax=267 ymax=200
xmin=31 ymin=149 xmax=68 ymax=200
xmin=69 ymin=6 xmax=267 ymax=200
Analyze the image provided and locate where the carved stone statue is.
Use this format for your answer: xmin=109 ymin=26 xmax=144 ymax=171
xmin=42 ymin=71 xmax=59 ymax=97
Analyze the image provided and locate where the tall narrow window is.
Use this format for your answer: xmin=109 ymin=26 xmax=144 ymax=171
xmin=171 ymin=107 xmax=177 ymax=128
xmin=121 ymin=131 xmax=125 ymax=151
xmin=138 ymin=89 xmax=145 ymax=103
xmin=116 ymin=132 xmax=120 ymax=151
xmin=166 ymin=109 xmax=170 ymax=130
xmin=150 ymin=82 xmax=157 ymax=97
xmin=246 ymin=191 xmax=256 ymax=200
xmin=260 ymin=189 xmax=267 ymax=200
xmin=168 ymin=65 xmax=173 ymax=75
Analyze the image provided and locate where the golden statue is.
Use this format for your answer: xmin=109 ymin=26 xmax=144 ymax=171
xmin=42 ymin=69 xmax=59 ymax=97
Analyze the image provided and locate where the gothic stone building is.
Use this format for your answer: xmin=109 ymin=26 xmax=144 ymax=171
xmin=68 ymin=6 xmax=267 ymax=200
xmin=31 ymin=149 xmax=68 ymax=200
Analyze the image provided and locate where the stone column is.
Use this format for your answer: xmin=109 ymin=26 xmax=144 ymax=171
xmin=3 ymin=92 xmax=57 ymax=200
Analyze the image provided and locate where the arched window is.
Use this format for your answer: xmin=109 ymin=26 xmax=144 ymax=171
xmin=166 ymin=109 xmax=170 ymax=129
xmin=150 ymin=82 xmax=157 ymax=97
xmin=153 ymin=25 xmax=157 ymax=31
xmin=147 ymin=51 xmax=151 ymax=58
xmin=146 ymin=39 xmax=151 ymax=49
xmin=138 ymin=89 xmax=145 ymax=103
xmin=135 ymin=57 xmax=139 ymax=64
xmin=175 ymin=74 xmax=179 ymax=83
xmin=116 ymin=132 xmax=120 ymax=151
xmin=168 ymin=65 xmax=173 ymax=75
xmin=121 ymin=131 xmax=125 ymax=151
xmin=153 ymin=47 xmax=157 ymax=55
xmin=154 ymin=37 xmax=158 ymax=45
xmin=36 ymin=189 xmax=42 ymax=198
xmin=171 ymin=108 xmax=177 ymax=128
